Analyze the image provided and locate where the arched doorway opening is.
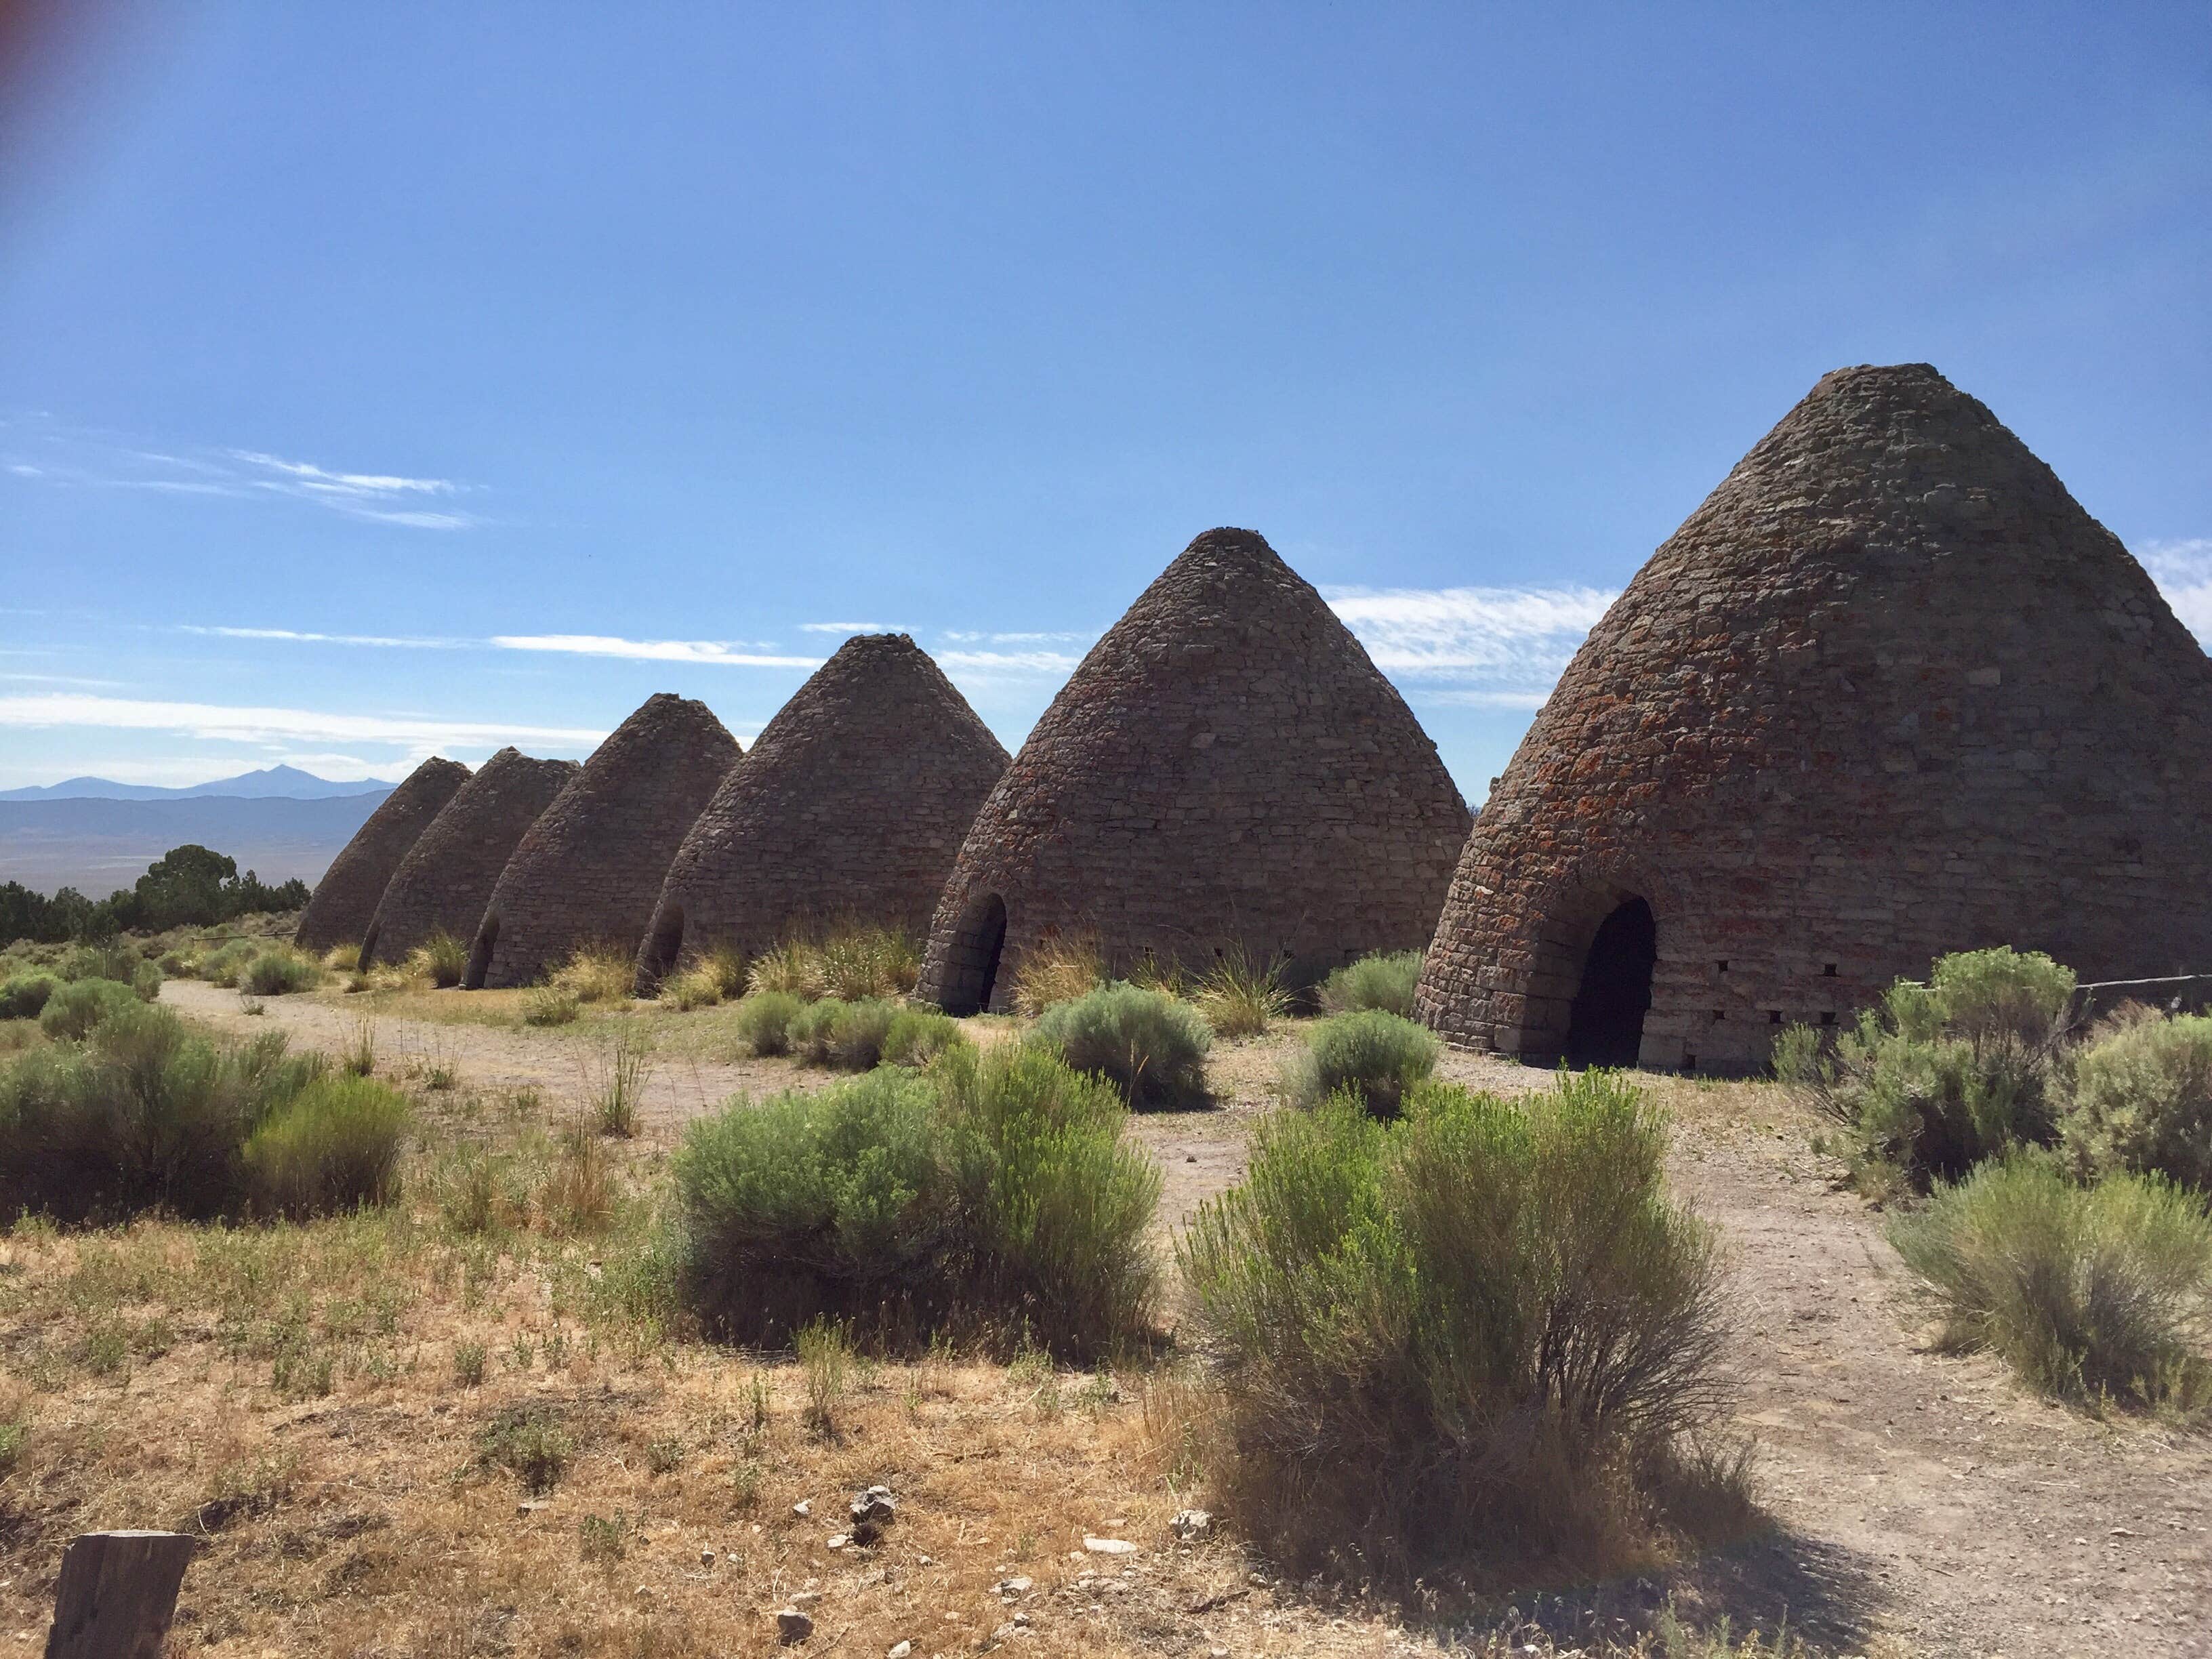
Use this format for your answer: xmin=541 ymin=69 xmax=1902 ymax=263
xmin=939 ymin=893 xmax=1008 ymax=1016
xmin=635 ymin=905 xmax=684 ymax=994
xmin=463 ymin=913 xmax=499 ymax=991
xmin=1563 ymin=897 xmax=1656 ymax=1067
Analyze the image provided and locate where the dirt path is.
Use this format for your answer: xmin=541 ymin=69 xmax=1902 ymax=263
xmin=159 ymin=982 xmax=2212 ymax=1656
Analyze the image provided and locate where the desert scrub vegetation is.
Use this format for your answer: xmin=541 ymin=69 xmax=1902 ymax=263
xmin=1029 ymin=982 xmax=1212 ymax=1109
xmin=522 ymin=985 xmax=581 ymax=1026
xmin=671 ymin=1046 xmax=1160 ymax=1355
xmin=0 ymin=1000 xmax=408 ymax=1224
xmin=2064 ymin=1009 xmax=2212 ymax=1191
xmin=1190 ymin=947 xmax=1291 ymax=1038
xmin=1011 ymin=932 xmax=1105 ymax=1015
xmin=1179 ymin=1070 xmax=1738 ymax=1579
xmin=411 ymin=930 xmax=470 ymax=989
xmin=548 ymin=944 xmax=637 ymax=1005
xmin=741 ymin=926 xmax=920 ymax=1002
xmin=241 ymin=943 xmax=324 ymax=996
xmin=731 ymin=989 xmax=804 ymax=1055
xmin=1776 ymin=945 xmax=2076 ymax=1190
xmin=1888 ymin=1153 xmax=2212 ymax=1414
xmin=1279 ymin=1008 xmax=1439 ymax=1117
xmin=1318 ymin=948 xmax=1425 ymax=1017
xmin=0 ymin=970 xmax=58 ymax=1020
xmin=36 ymin=976 xmax=142 ymax=1040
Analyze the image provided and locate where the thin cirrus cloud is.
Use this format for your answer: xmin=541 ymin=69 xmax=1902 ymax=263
xmin=1324 ymin=583 xmax=1617 ymax=704
xmin=1 ymin=417 xmax=479 ymax=529
xmin=798 ymin=620 xmax=900 ymax=635
xmin=0 ymin=693 xmax=607 ymax=753
xmin=488 ymin=634 xmax=822 ymax=669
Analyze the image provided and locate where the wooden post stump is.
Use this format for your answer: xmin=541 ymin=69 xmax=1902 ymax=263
xmin=43 ymin=1530 xmax=195 ymax=1659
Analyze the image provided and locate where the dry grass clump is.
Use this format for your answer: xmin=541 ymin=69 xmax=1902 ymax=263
xmin=407 ymin=931 xmax=470 ymax=989
xmin=657 ymin=941 xmax=748 ymax=1011
xmin=242 ymin=943 xmax=324 ymax=996
xmin=741 ymin=926 xmax=920 ymax=1003
xmin=1012 ymin=932 xmax=1105 ymax=1015
xmin=522 ymin=985 xmax=581 ymax=1027
xmin=549 ymin=945 xmax=636 ymax=1005
xmin=1889 ymin=1153 xmax=2212 ymax=1414
xmin=1191 ymin=947 xmax=1292 ymax=1038
xmin=583 ymin=1027 xmax=653 ymax=1137
xmin=1179 ymin=1070 xmax=1742 ymax=1580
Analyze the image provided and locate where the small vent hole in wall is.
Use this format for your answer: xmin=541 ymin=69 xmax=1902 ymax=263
xmin=1822 ymin=963 xmax=1838 ymax=977
xmin=1716 ymin=960 xmax=1729 ymax=972
xmin=1768 ymin=1010 xmax=1782 ymax=1023
xmin=1683 ymin=1052 xmax=1698 ymax=1071
xmin=1820 ymin=1011 xmax=1838 ymax=1027
xmin=1711 ymin=1009 xmax=1725 ymax=1023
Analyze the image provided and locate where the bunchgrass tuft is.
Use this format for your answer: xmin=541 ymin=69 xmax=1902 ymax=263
xmin=550 ymin=945 xmax=636 ymax=1005
xmin=1012 ymin=933 xmax=1105 ymax=1017
xmin=522 ymin=987 xmax=580 ymax=1027
xmin=1280 ymin=1009 xmax=1440 ymax=1118
xmin=241 ymin=1074 xmax=410 ymax=1217
xmin=1318 ymin=949 xmax=1425 ymax=1017
xmin=1889 ymin=1154 xmax=2212 ymax=1413
xmin=589 ymin=1027 xmax=652 ymax=1136
xmin=1179 ymin=1070 xmax=1736 ymax=1579
xmin=1191 ymin=947 xmax=1291 ymax=1038
xmin=1028 ymin=983 xmax=1211 ymax=1110
xmin=411 ymin=932 xmax=469 ymax=989
xmin=242 ymin=945 xmax=323 ymax=997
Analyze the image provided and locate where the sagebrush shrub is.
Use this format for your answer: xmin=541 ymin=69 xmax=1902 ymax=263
xmin=731 ymin=991 xmax=804 ymax=1057
xmin=243 ymin=946 xmax=322 ymax=996
xmin=243 ymin=1074 xmax=411 ymax=1216
xmin=1012 ymin=935 xmax=1104 ymax=1017
xmin=1029 ymin=983 xmax=1211 ymax=1109
xmin=883 ymin=1006 xmax=966 ymax=1068
xmin=0 ymin=972 xmax=58 ymax=1021
xmin=1778 ymin=946 xmax=2076 ymax=1187
xmin=1179 ymin=1071 xmax=1732 ymax=1576
xmin=58 ymin=941 xmax=140 ymax=985
xmin=37 ymin=977 xmax=141 ymax=1041
xmin=1318 ymin=950 xmax=1424 ymax=1017
xmin=2064 ymin=1012 xmax=2212 ymax=1192
xmin=1282 ymin=1009 xmax=1439 ymax=1117
xmin=1889 ymin=1154 xmax=2212 ymax=1410
xmin=0 ymin=1004 xmax=329 ymax=1222
xmin=672 ymin=1048 xmax=1158 ymax=1355
xmin=199 ymin=939 xmax=261 ymax=988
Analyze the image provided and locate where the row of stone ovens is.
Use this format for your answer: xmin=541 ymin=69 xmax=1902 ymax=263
xmin=298 ymin=363 xmax=2212 ymax=1072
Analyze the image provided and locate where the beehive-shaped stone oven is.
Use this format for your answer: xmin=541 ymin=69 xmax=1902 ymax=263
xmin=360 ymin=747 xmax=581 ymax=969
xmin=634 ymin=634 xmax=1008 ymax=989
xmin=916 ymin=527 xmax=1470 ymax=1014
xmin=464 ymin=695 xmax=741 ymax=989
xmin=1415 ymin=363 xmax=2212 ymax=1073
xmin=294 ymin=757 xmax=470 ymax=954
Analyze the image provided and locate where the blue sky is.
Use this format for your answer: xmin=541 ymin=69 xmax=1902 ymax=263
xmin=3 ymin=2 xmax=2207 ymax=794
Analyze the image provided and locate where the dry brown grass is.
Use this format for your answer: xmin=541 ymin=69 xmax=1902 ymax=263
xmin=1012 ymin=933 xmax=1105 ymax=1016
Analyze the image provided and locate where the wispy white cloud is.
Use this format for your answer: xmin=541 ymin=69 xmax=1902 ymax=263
xmin=0 ymin=693 xmax=606 ymax=752
xmin=2137 ymin=539 xmax=2212 ymax=647
xmin=937 ymin=649 xmax=1088 ymax=676
xmin=183 ymin=625 xmax=467 ymax=650
xmin=941 ymin=629 xmax=1094 ymax=645
xmin=1323 ymin=583 xmax=1614 ymax=710
xmin=489 ymin=635 xmax=821 ymax=669
xmin=3 ymin=419 xmax=480 ymax=530
xmin=0 ymin=672 xmax=127 ymax=689
xmin=799 ymin=621 xmax=899 ymax=635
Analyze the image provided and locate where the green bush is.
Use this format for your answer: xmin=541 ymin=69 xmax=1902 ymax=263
xmin=199 ymin=939 xmax=262 ymax=988
xmin=731 ymin=991 xmax=804 ymax=1057
xmin=2064 ymin=1012 xmax=2212 ymax=1192
xmin=0 ymin=1004 xmax=328 ymax=1222
xmin=1778 ymin=946 xmax=2076 ymax=1187
xmin=243 ymin=946 xmax=322 ymax=996
xmin=131 ymin=958 xmax=163 ymax=1002
xmin=37 ymin=978 xmax=142 ymax=1041
xmin=58 ymin=941 xmax=141 ymax=985
xmin=0 ymin=972 xmax=58 ymax=1021
xmin=1179 ymin=1071 xmax=1731 ymax=1576
xmin=1282 ymin=1009 xmax=1440 ymax=1118
xmin=1889 ymin=1154 xmax=2212 ymax=1410
xmin=1318 ymin=950 xmax=1424 ymax=1017
xmin=672 ymin=1047 xmax=1158 ymax=1356
xmin=1029 ymin=983 xmax=1211 ymax=1109
xmin=242 ymin=1074 xmax=410 ymax=1216
xmin=883 ymin=1006 xmax=966 ymax=1068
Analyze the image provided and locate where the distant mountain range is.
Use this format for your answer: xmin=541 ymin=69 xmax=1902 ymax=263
xmin=0 ymin=764 xmax=398 ymax=802
xmin=0 ymin=771 xmax=396 ymax=895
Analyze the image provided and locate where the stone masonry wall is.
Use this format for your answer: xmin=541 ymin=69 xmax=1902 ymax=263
xmin=363 ymin=747 xmax=579 ymax=968
xmin=465 ymin=695 xmax=740 ymax=990
xmin=636 ymin=635 xmax=1007 ymax=987
xmin=1415 ymin=364 xmax=2212 ymax=1071
xmin=294 ymin=757 xmax=470 ymax=955
xmin=918 ymin=528 xmax=1471 ymax=1011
